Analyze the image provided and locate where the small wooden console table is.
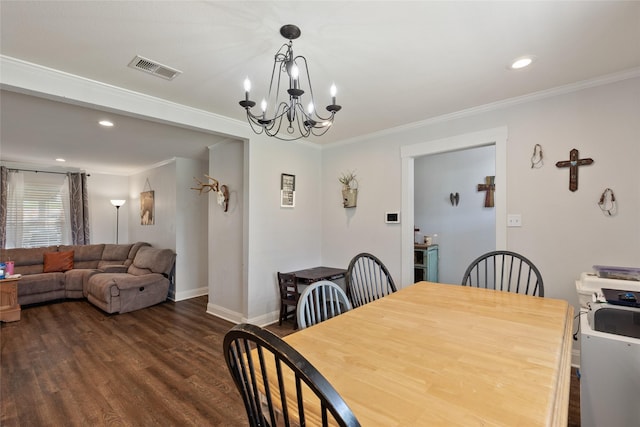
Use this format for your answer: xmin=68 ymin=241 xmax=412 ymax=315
xmin=0 ymin=277 xmax=21 ymax=322
xmin=283 ymin=266 xmax=347 ymax=285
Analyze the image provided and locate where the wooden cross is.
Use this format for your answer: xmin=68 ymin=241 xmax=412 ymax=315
xmin=477 ymin=176 xmax=495 ymax=208
xmin=555 ymin=149 xmax=593 ymax=192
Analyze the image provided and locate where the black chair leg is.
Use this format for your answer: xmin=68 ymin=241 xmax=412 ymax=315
xmin=278 ymin=305 xmax=285 ymax=326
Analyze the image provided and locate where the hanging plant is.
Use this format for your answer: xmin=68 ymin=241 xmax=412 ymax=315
xmin=338 ymin=171 xmax=358 ymax=190
xmin=338 ymin=171 xmax=358 ymax=208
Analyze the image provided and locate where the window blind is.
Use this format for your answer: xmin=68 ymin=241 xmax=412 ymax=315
xmin=5 ymin=173 xmax=71 ymax=248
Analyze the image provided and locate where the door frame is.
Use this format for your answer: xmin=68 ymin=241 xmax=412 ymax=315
xmin=400 ymin=127 xmax=507 ymax=287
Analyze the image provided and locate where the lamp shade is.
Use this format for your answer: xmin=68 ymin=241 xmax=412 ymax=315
xmin=110 ymin=199 xmax=126 ymax=207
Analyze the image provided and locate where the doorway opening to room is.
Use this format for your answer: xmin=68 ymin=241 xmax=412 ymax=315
xmin=414 ymin=145 xmax=495 ymax=284
xmin=400 ymin=127 xmax=507 ymax=287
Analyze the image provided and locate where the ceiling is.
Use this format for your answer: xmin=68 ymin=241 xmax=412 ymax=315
xmin=1 ymin=1 xmax=639 ymax=175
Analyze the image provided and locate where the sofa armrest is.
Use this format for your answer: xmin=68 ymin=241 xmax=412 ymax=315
xmin=101 ymin=265 xmax=128 ymax=273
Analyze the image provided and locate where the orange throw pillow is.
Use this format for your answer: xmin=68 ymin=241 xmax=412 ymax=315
xmin=43 ymin=250 xmax=74 ymax=273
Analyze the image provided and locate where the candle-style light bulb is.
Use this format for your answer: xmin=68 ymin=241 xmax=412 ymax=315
xmin=291 ymin=65 xmax=299 ymax=89
xmin=244 ymin=77 xmax=251 ymax=101
xmin=307 ymin=102 xmax=314 ymax=114
xmin=260 ymin=99 xmax=267 ymax=114
xmin=330 ymin=83 xmax=337 ymax=105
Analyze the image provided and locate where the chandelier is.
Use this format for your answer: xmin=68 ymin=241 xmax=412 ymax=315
xmin=239 ymin=24 xmax=341 ymax=141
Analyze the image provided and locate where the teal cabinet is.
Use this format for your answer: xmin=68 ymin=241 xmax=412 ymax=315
xmin=414 ymin=245 xmax=439 ymax=282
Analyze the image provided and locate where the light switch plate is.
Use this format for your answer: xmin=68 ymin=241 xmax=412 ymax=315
xmin=507 ymin=214 xmax=522 ymax=227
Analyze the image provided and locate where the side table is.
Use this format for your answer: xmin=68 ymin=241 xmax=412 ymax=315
xmin=0 ymin=277 xmax=21 ymax=322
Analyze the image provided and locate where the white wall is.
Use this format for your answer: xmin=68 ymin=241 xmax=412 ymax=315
xmin=321 ymin=140 xmax=403 ymax=281
xmin=207 ymin=140 xmax=244 ymax=319
xmin=414 ymin=145 xmax=495 ymax=284
xmin=87 ymin=172 xmax=129 ymax=244
xmin=321 ymin=76 xmax=640 ymax=320
xmin=128 ymin=161 xmax=177 ymax=251
xmin=203 ymin=134 xmax=323 ymax=325
xmin=246 ymin=135 xmax=323 ymax=323
xmin=175 ymin=157 xmax=208 ymax=300
xmin=128 ymin=158 xmax=210 ymax=301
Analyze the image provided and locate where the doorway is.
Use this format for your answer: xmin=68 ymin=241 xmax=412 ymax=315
xmin=400 ymin=127 xmax=507 ymax=287
xmin=414 ymin=145 xmax=496 ymax=284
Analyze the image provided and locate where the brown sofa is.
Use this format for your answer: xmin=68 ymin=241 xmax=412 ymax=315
xmin=2 ymin=242 xmax=176 ymax=314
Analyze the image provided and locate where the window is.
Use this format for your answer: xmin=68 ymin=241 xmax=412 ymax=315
xmin=5 ymin=171 xmax=71 ymax=248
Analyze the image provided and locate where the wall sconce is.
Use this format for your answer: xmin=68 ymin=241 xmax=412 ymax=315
xmin=110 ymin=199 xmax=126 ymax=244
xmin=191 ymin=175 xmax=230 ymax=212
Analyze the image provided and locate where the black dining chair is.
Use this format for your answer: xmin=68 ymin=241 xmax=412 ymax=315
xmin=223 ymin=323 xmax=361 ymax=427
xmin=277 ymin=272 xmax=300 ymax=328
xmin=461 ymin=250 xmax=544 ymax=296
xmin=346 ymin=252 xmax=397 ymax=308
xmin=297 ymin=280 xmax=352 ymax=329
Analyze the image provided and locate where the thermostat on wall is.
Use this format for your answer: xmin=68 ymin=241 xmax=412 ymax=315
xmin=385 ymin=212 xmax=400 ymax=224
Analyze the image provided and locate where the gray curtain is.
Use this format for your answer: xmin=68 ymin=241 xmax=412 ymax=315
xmin=68 ymin=172 xmax=90 ymax=245
xmin=0 ymin=166 xmax=7 ymax=248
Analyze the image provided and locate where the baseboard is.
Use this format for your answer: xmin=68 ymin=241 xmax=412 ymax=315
xmin=205 ymin=303 xmax=280 ymax=327
xmin=246 ymin=310 xmax=280 ymax=327
xmin=170 ymin=286 xmax=208 ymax=302
xmin=206 ymin=303 xmax=243 ymax=324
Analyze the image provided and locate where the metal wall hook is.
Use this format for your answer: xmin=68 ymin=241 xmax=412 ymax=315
xmin=449 ymin=192 xmax=460 ymax=206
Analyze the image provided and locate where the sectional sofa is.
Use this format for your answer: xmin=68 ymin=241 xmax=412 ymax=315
xmin=2 ymin=242 xmax=176 ymax=314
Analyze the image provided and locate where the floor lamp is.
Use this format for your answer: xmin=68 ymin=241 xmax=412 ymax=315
xmin=110 ymin=199 xmax=126 ymax=244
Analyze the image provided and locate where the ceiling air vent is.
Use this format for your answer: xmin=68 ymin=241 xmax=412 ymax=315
xmin=128 ymin=55 xmax=182 ymax=81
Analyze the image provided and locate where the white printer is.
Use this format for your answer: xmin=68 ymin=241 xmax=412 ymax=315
xmin=576 ymin=268 xmax=640 ymax=427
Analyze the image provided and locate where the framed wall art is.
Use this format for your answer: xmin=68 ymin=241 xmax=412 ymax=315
xmin=280 ymin=173 xmax=295 ymax=208
xmin=140 ymin=190 xmax=155 ymax=225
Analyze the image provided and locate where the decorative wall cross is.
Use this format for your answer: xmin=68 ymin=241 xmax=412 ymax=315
xmin=555 ymin=149 xmax=593 ymax=192
xmin=477 ymin=176 xmax=495 ymax=208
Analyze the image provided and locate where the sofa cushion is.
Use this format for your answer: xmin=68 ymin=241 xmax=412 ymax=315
xmin=59 ymin=244 xmax=104 ymax=269
xmin=128 ymin=247 xmax=176 ymax=277
xmin=43 ymin=250 xmax=74 ymax=273
xmin=17 ymin=272 xmax=65 ymax=297
xmin=101 ymin=244 xmax=132 ymax=261
xmin=5 ymin=246 xmax=58 ymax=275
xmin=64 ymin=268 xmax=100 ymax=296
xmin=126 ymin=242 xmax=151 ymax=267
xmin=98 ymin=244 xmax=133 ymax=269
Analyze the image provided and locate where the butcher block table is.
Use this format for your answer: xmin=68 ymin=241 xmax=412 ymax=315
xmin=281 ymin=281 xmax=573 ymax=426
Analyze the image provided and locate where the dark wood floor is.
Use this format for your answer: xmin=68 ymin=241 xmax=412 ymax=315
xmin=1 ymin=297 xmax=581 ymax=426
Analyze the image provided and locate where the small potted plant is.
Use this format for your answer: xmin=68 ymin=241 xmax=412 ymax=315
xmin=339 ymin=171 xmax=358 ymax=208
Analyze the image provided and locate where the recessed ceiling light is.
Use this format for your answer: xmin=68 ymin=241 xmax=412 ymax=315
xmin=509 ymin=56 xmax=536 ymax=70
xmin=56 ymin=158 xmax=66 ymax=162
xmin=99 ymin=120 xmax=114 ymax=127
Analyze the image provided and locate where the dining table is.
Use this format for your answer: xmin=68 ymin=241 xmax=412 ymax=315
xmin=280 ymin=281 xmax=574 ymax=426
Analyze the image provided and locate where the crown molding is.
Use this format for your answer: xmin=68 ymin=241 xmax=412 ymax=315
xmin=0 ymin=55 xmax=249 ymax=140
xmin=328 ymin=67 xmax=640 ymax=149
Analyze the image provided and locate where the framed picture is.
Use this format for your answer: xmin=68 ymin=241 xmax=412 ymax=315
xmin=280 ymin=173 xmax=295 ymax=208
xmin=140 ymin=190 xmax=155 ymax=225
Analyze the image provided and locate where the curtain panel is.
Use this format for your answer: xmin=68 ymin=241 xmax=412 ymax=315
xmin=68 ymin=172 xmax=91 ymax=245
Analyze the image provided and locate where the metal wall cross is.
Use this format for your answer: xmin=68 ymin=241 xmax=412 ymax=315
xmin=555 ymin=149 xmax=593 ymax=192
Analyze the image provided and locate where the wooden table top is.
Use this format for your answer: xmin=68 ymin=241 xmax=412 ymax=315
xmin=283 ymin=281 xmax=573 ymax=426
